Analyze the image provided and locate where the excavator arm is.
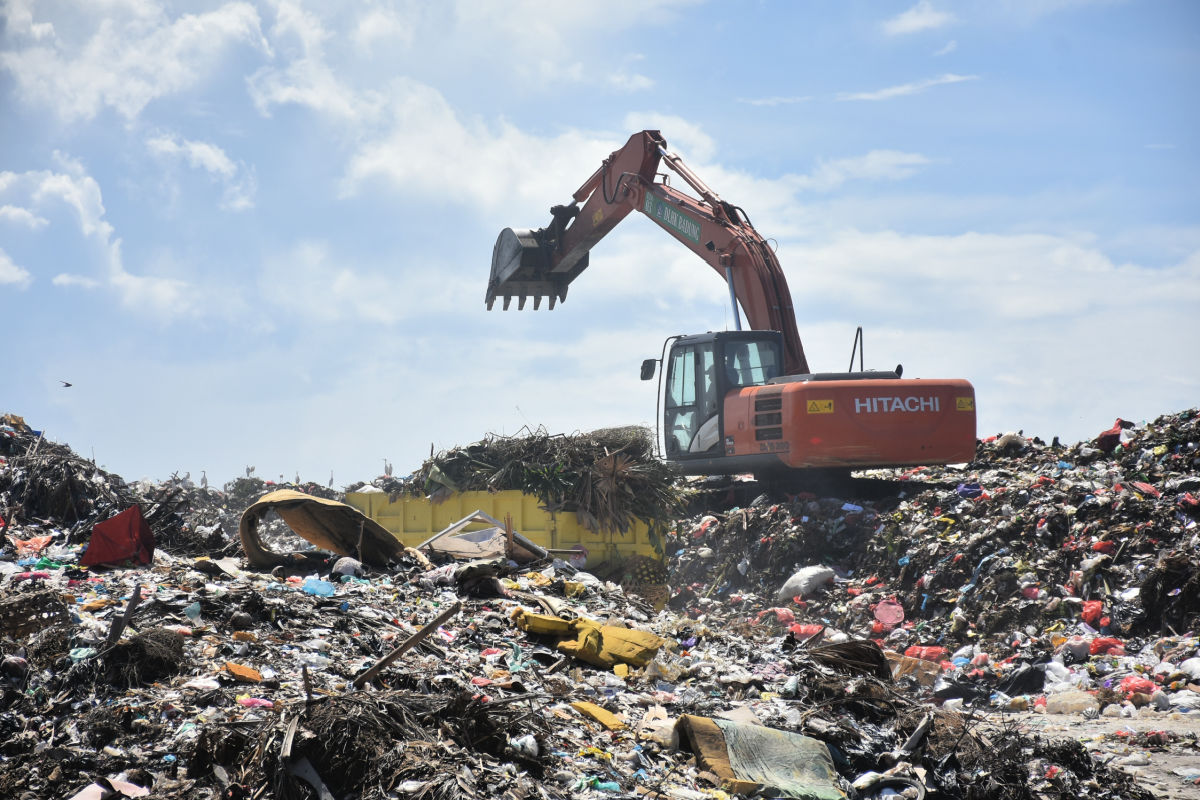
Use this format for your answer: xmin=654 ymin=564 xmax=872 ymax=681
xmin=486 ymin=130 xmax=810 ymax=375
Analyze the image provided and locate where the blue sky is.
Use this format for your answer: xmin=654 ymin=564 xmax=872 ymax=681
xmin=3 ymin=0 xmax=1198 ymax=486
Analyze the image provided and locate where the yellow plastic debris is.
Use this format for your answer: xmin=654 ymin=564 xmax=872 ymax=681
xmin=576 ymin=746 xmax=613 ymax=760
xmin=511 ymin=609 xmax=665 ymax=668
xmin=81 ymin=598 xmax=114 ymax=612
xmin=511 ymin=608 xmax=574 ymax=636
xmin=555 ymin=618 xmax=664 ymax=669
xmin=524 ymin=571 xmax=552 ymax=587
xmin=572 ymin=701 xmax=626 ymax=731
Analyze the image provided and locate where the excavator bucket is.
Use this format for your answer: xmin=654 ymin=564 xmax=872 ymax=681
xmin=485 ymin=227 xmax=586 ymax=310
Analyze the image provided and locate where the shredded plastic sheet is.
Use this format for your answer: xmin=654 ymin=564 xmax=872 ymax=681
xmin=676 ymin=715 xmax=846 ymax=799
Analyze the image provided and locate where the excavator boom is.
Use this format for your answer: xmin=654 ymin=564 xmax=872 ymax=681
xmin=486 ymin=130 xmax=810 ymax=375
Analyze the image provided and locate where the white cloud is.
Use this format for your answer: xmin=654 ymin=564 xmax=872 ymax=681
xmin=883 ymin=1 xmax=955 ymax=35
xmin=2 ymin=0 xmax=54 ymax=40
xmin=52 ymin=273 xmax=100 ymax=289
xmin=258 ymin=239 xmax=479 ymax=324
xmin=736 ymin=96 xmax=812 ymax=107
xmin=934 ymin=40 xmax=957 ymax=56
xmin=4 ymin=156 xmax=203 ymax=317
xmin=342 ymin=79 xmax=623 ymax=217
xmin=838 ymin=73 xmax=978 ymax=101
xmin=351 ymin=7 xmax=415 ymax=52
xmin=0 ymin=248 xmax=32 ymax=288
xmin=790 ymin=229 xmax=1200 ymax=324
xmin=448 ymin=0 xmax=698 ymax=88
xmin=251 ymin=1 xmax=691 ymax=126
xmin=32 ymin=155 xmax=113 ymax=239
xmin=791 ymin=151 xmax=932 ymax=193
xmin=0 ymin=204 xmax=49 ymax=229
xmin=248 ymin=2 xmax=384 ymax=123
xmin=219 ymin=171 xmax=258 ymax=212
xmin=146 ymin=133 xmax=256 ymax=211
xmin=0 ymin=2 xmax=268 ymax=121
xmin=608 ymin=72 xmax=654 ymax=92
xmin=108 ymin=240 xmax=197 ymax=315
xmin=147 ymin=134 xmax=236 ymax=178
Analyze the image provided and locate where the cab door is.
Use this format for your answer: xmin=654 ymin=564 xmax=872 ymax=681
xmin=663 ymin=340 xmax=718 ymax=457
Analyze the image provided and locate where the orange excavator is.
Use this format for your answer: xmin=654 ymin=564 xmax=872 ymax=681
xmin=486 ymin=130 xmax=976 ymax=476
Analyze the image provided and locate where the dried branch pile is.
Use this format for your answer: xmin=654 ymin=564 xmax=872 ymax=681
xmin=219 ymin=690 xmax=549 ymax=799
xmin=399 ymin=426 xmax=683 ymax=536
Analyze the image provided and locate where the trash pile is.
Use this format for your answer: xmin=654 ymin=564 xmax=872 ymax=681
xmin=667 ymin=410 xmax=1200 ymax=783
xmin=356 ymin=426 xmax=682 ymax=537
xmin=1 ymin=408 xmax=1197 ymax=799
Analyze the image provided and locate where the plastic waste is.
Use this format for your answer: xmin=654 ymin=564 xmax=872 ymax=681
xmin=1090 ymin=637 xmax=1125 ymax=656
xmin=332 ymin=557 xmax=363 ymax=577
xmin=905 ymin=645 xmax=948 ymax=663
xmin=510 ymin=734 xmax=539 ymax=757
xmin=1178 ymin=657 xmax=1200 ymax=680
xmin=775 ymin=565 xmax=836 ymax=602
xmin=236 ymin=696 xmax=274 ymax=708
xmin=302 ymin=577 xmax=336 ymax=596
xmin=1044 ymin=690 xmax=1099 ymax=714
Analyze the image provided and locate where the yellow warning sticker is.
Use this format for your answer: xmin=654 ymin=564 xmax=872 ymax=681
xmin=592 ymin=209 xmax=604 ymax=226
xmin=807 ymin=399 xmax=834 ymax=414
xmin=955 ymin=397 xmax=975 ymax=412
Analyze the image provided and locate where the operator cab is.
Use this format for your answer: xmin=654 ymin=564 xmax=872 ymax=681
xmin=654 ymin=331 xmax=783 ymax=459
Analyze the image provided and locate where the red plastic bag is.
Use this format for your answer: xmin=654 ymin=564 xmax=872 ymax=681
xmin=755 ymin=607 xmax=795 ymax=625
xmin=1096 ymin=419 xmax=1125 ymax=452
xmin=1081 ymin=600 xmax=1104 ymax=626
xmin=1119 ymin=675 xmax=1156 ymax=695
xmin=789 ymin=624 xmax=825 ymax=639
xmin=1090 ymin=637 xmax=1125 ymax=656
xmin=905 ymin=645 xmax=948 ymax=663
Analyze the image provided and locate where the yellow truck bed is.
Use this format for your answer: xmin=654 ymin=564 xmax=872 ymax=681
xmin=343 ymin=489 xmax=659 ymax=568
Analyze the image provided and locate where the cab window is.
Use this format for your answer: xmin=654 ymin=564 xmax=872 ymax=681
xmin=724 ymin=340 xmax=782 ymax=387
xmin=664 ymin=342 xmax=717 ymax=455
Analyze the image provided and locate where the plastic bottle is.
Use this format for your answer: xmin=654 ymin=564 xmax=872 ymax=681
xmin=297 ymin=651 xmax=332 ymax=669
